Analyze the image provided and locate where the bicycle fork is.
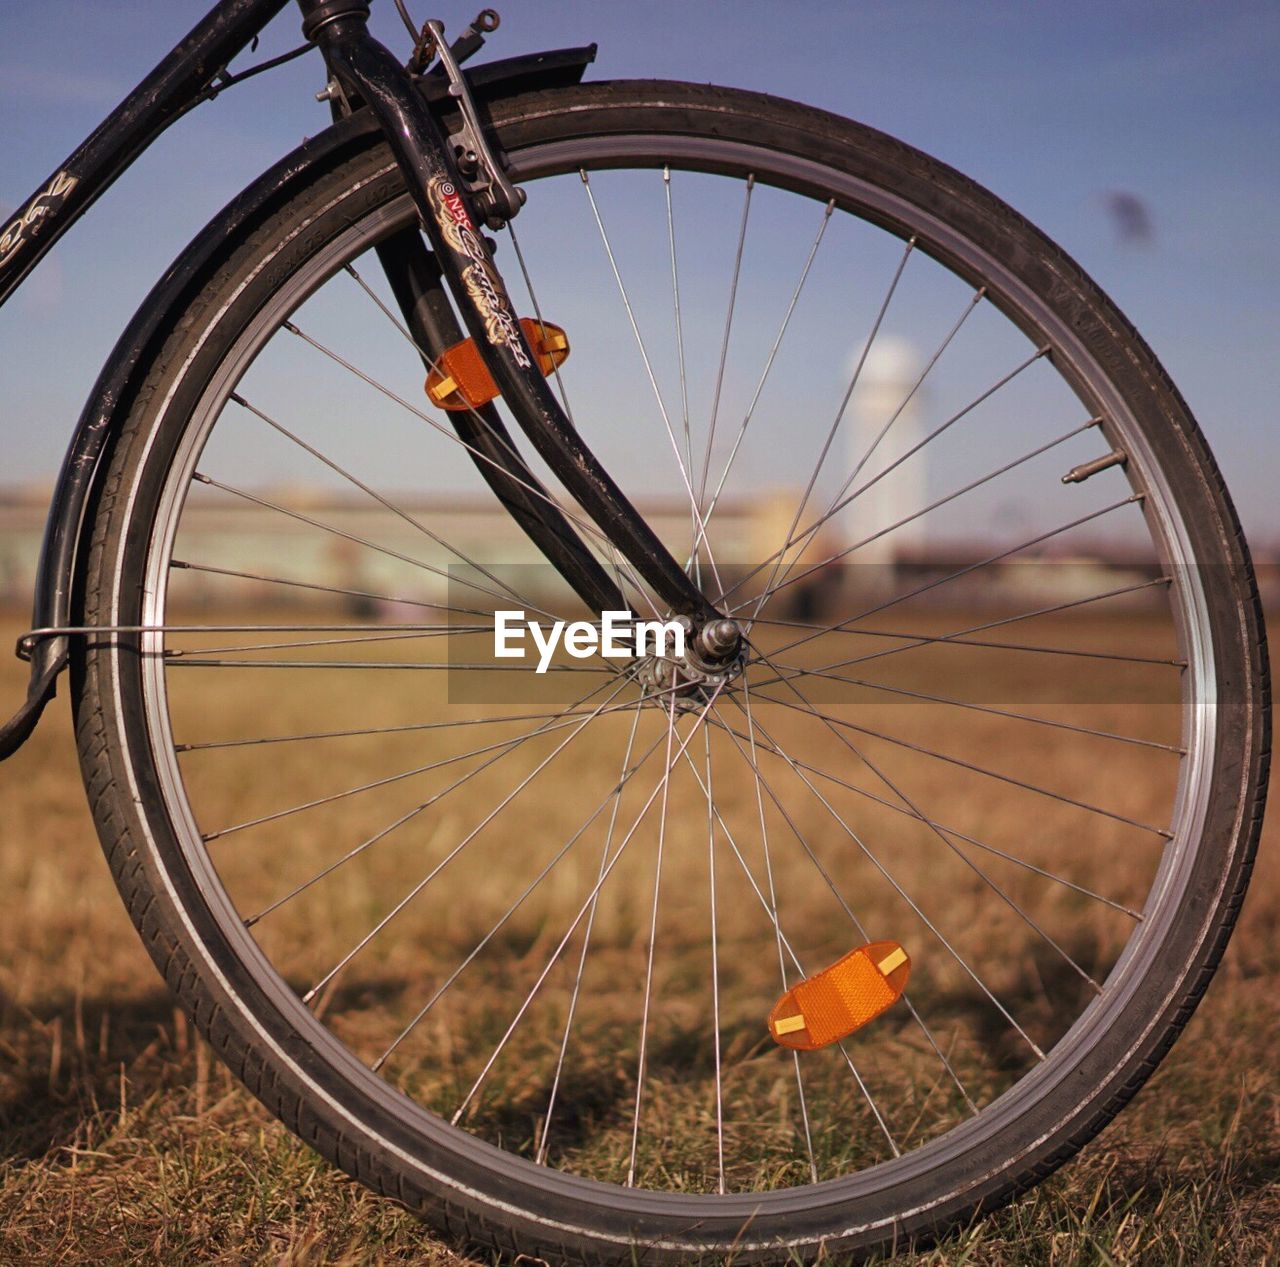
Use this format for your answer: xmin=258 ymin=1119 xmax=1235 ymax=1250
xmin=299 ymin=1 xmax=735 ymax=638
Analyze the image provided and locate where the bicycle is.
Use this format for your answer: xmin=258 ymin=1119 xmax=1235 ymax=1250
xmin=0 ymin=2 xmax=1269 ymax=1262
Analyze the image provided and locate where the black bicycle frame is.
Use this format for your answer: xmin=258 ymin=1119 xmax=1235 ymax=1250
xmin=0 ymin=0 xmax=725 ymax=759
xmin=304 ymin=5 xmax=719 ymax=619
xmin=0 ymin=0 xmax=294 ymax=307
xmin=0 ymin=0 xmax=295 ymax=759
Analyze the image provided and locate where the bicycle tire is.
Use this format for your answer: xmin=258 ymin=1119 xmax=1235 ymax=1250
xmin=72 ymin=80 xmax=1269 ymax=1263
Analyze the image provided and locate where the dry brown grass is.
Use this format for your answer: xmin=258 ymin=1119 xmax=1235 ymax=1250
xmin=0 ymin=607 xmax=1275 ymax=1265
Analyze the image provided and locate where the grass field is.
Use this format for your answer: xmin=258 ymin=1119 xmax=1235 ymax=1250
xmin=0 ymin=606 xmax=1275 ymax=1266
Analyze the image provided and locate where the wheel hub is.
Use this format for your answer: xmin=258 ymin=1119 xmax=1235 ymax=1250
xmin=636 ymin=616 xmax=745 ymax=711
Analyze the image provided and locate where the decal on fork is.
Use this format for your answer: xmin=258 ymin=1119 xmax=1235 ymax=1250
xmin=303 ymin=1 xmax=731 ymax=628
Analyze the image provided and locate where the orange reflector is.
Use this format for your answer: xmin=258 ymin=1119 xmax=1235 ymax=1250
xmin=425 ymin=318 xmax=570 ymax=411
xmin=768 ymin=940 xmax=910 ymax=1051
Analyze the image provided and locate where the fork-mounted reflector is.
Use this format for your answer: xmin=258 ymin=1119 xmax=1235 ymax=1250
xmin=426 ymin=318 xmax=569 ymax=411
xmin=768 ymin=940 xmax=910 ymax=1050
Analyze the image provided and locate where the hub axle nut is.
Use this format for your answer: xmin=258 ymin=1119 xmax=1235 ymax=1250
xmin=699 ymin=618 xmax=741 ymax=659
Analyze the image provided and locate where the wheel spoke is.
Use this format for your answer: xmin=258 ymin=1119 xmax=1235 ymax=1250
xmin=839 ymin=285 xmax=986 ymax=514
xmin=628 ymin=689 xmax=681 ymax=1187
xmin=169 ymin=559 xmax=478 ymax=616
xmin=744 ymin=679 xmax=1172 ymax=840
xmin=677 ymin=729 xmax=905 ymax=1155
xmin=702 ymin=726 xmax=726 ymax=1192
xmin=746 ymin=574 xmax=1181 ymax=670
xmin=378 ymin=715 xmax=667 ymax=1077
xmin=757 ymin=657 xmax=1183 ymax=752
xmin=244 ymin=677 xmax=617 ymax=926
xmin=697 ymin=173 xmax=754 ymax=517
xmin=708 ymin=707 xmax=1144 ymax=920
xmin=190 ymin=471 xmax=534 ymax=615
xmin=745 ymin=279 xmax=985 ymax=617
xmin=581 ymin=169 xmax=723 ymax=597
xmin=229 ymin=392 xmax=543 ymax=615
xmin=279 ymin=319 xmax=661 ymax=616
xmin=731 ymin=235 xmax=915 ymax=611
xmin=164 ymin=626 xmax=487 ymax=657
xmin=716 ymin=347 xmax=1052 ymax=611
xmin=664 ymin=167 xmax=697 ymax=556
xmin=732 ymin=686 xmax=984 ymax=1115
xmin=741 ymin=496 xmax=1144 ymax=650
xmin=538 ymin=704 xmax=645 ymax=1165
xmin=717 ymin=703 xmax=1047 ymax=1062
xmin=742 ymin=650 xmax=1107 ymax=994
xmin=167 ymin=658 xmax=614 ymax=672
xmin=739 ymin=415 xmax=1100 ymax=625
xmin=440 ymin=691 xmax=732 ymax=1146
xmin=178 ymin=706 xmax=616 ymax=753
xmin=300 ymin=677 xmax=634 ymax=1005
xmin=695 ymin=199 xmax=836 ymax=558
xmin=792 ymin=349 xmax=1052 ymax=566
xmin=739 ymin=679 xmax=819 ymax=1178
xmin=750 ymin=581 xmax=1178 ymax=691
xmin=207 ymin=676 xmax=623 ymax=842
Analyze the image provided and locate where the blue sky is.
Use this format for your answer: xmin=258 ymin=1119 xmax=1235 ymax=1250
xmin=2 ymin=1 xmax=1277 ymax=543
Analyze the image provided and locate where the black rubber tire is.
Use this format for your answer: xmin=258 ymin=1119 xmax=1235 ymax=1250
xmin=72 ymin=80 xmax=1270 ymax=1264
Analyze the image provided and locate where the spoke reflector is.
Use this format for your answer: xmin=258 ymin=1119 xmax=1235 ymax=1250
xmin=425 ymin=319 xmax=569 ymax=411
xmin=768 ymin=941 xmax=910 ymax=1050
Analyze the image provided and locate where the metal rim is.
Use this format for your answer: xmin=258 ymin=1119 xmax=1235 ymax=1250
xmin=116 ymin=117 xmax=1217 ymax=1234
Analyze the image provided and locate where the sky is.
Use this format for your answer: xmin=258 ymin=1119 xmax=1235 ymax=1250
xmin=1 ymin=1 xmax=1278 ymax=546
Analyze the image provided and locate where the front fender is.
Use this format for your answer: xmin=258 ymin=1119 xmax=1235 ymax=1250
xmin=0 ymin=44 xmax=595 ymax=760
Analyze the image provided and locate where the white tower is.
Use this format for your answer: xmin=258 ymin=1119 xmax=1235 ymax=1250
xmin=844 ymin=336 xmax=927 ymax=573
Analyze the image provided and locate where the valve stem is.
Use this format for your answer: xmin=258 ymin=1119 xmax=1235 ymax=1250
xmin=1062 ymin=448 xmax=1127 ymax=484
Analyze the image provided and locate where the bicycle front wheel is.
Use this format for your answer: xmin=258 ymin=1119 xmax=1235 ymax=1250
xmin=74 ymin=80 xmax=1268 ymax=1263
